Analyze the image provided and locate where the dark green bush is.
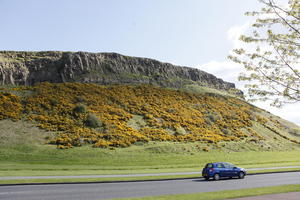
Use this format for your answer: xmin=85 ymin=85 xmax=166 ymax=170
xmin=49 ymin=98 xmax=59 ymax=106
xmin=75 ymin=96 xmax=86 ymax=103
xmin=85 ymin=113 xmax=102 ymax=128
xmin=221 ymin=128 xmax=229 ymax=135
xmin=207 ymin=114 xmax=216 ymax=122
xmin=73 ymin=104 xmax=87 ymax=113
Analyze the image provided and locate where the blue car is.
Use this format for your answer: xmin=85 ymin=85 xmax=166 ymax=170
xmin=202 ymin=162 xmax=246 ymax=181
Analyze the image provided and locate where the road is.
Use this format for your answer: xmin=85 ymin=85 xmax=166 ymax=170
xmin=0 ymin=172 xmax=299 ymax=200
xmin=1 ymin=166 xmax=299 ymax=180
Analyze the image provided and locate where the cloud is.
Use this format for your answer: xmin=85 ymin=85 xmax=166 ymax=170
xmin=195 ymin=21 xmax=252 ymax=87
xmin=196 ymin=21 xmax=251 ymax=89
xmin=196 ymin=21 xmax=252 ymax=89
xmin=195 ymin=60 xmax=244 ymax=88
xmin=227 ymin=21 xmax=252 ymax=49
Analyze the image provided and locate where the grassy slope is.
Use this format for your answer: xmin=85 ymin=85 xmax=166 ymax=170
xmin=0 ymin=121 xmax=300 ymax=177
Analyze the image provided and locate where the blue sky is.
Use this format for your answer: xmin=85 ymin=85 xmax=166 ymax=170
xmin=1 ymin=0 xmax=299 ymax=125
xmin=0 ymin=0 xmax=258 ymax=65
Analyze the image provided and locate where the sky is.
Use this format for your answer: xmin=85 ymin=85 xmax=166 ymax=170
xmin=1 ymin=0 xmax=299 ymax=125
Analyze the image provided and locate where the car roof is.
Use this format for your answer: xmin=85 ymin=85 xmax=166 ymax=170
xmin=209 ymin=162 xmax=232 ymax=165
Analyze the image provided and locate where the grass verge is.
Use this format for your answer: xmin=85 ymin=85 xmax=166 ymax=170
xmin=1 ymin=144 xmax=300 ymax=177
xmin=110 ymin=184 xmax=300 ymax=200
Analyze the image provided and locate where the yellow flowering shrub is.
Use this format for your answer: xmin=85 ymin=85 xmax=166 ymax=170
xmin=0 ymin=92 xmax=22 ymax=120
xmin=0 ymin=82 xmax=273 ymax=148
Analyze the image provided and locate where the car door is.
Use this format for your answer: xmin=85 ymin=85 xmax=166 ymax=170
xmin=223 ymin=163 xmax=234 ymax=177
xmin=216 ymin=163 xmax=226 ymax=177
xmin=231 ymin=165 xmax=239 ymax=176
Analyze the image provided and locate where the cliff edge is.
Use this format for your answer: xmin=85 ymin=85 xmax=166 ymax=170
xmin=0 ymin=51 xmax=242 ymax=96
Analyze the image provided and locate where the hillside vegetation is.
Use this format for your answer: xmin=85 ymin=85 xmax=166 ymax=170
xmin=0 ymin=82 xmax=299 ymax=150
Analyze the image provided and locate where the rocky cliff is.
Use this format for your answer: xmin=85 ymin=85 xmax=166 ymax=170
xmin=0 ymin=51 xmax=241 ymax=95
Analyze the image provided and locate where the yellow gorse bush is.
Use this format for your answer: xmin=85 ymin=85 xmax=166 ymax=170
xmin=0 ymin=82 xmax=268 ymax=148
xmin=0 ymin=92 xmax=22 ymax=120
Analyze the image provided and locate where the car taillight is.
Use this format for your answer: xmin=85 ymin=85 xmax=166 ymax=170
xmin=209 ymin=168 xmax=214 ymax=172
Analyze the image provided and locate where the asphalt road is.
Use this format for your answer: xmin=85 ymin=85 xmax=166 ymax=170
xmin=0 ymin=172 xmax=299 ymax=200
xmin=1 ymin=166 xmax=299 ymax=180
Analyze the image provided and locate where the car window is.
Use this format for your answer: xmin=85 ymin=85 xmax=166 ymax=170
xmin=216 ymin=163 xmax=224 ymax=168
xmin=223 ymin=163 xmax=235 ymax=168
xmin=205 ymin=163 xmax=213 ymax=168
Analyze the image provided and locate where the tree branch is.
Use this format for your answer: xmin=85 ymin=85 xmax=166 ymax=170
xmin=270 ymin=40 xmax=300 ymax=79
xmin=268 ymin=0 xmax=300 ymax=35
xmin=269 ymin=0 xmax=300 ymax=21
xmin=255 ymin=65 xmax=299 ymax=93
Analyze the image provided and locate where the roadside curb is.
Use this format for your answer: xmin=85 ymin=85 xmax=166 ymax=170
xmin=0 ymin=170 xmax=299 ymax=187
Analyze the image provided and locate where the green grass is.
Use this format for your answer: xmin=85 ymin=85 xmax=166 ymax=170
xmin=110 ymin=184 xmax=300 ymax=200
xmin=1 ymin=142 xmax=300 ymax=177
xmin=182 ymin=84 xmax=241 ymax=98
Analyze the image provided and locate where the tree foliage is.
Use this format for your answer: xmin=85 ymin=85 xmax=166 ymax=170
xmin=229 ymin=0 xmax=300 ymax=107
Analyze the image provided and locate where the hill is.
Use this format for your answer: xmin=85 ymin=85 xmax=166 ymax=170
xmin=0 ymin=82 xmax=299 ymax=150
xmin=0 ymin=51 xmax=299 ymax=151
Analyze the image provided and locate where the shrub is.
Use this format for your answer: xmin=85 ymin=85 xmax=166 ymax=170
xmin=207 ymin=114 xmax=217 ymax=122
xmin=74 ymin=96 xmax=86 ymax=103
xmin=73 ymin=104 xmax=87 ymax=113
xmin=93 ymin=139 xmax=111 ymax=148
xmin=202 ymin=146 xmax=209 ymax=152
xmin=221 ymin=128 xmax=229 ymax=135
xmin=0 ymin=92 xmax=22 ymax=120
xmin=4 ymin=82 xmax=265 ymax=149
xmin=174 ymin=125 xmax=186 ymax=136
xmin=49 ymin=98 xmax=59 ymax=106
xmin=85 ymin=113 xmax=102 ymax=128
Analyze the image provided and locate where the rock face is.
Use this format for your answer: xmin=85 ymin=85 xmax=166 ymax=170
xmin=0 ymin=51 xmax=241 ymax=95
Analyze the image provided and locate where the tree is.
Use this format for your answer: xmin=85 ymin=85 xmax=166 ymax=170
xmin=228 ymin=0 xmax=300 ymax=107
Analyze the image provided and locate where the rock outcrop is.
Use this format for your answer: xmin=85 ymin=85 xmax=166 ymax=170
xmin=0 ymin=51 xmax=242 ymax=95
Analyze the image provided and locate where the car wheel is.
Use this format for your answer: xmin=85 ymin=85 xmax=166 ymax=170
xmin=204 ymin=176 xmax=209 ymax=181
xmin=238 ymin=172 xmax=245 ymax=179
xmin=213 ymin=173 xmax=220 ymax=181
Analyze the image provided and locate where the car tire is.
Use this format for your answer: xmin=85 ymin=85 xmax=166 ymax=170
xmin=204 ymin=176 xmax=209 ymax=181
xmin=213 ymin=173 xmax=220 ymax=181
xmin=238 ymin=172 xmax=245 ymax=179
